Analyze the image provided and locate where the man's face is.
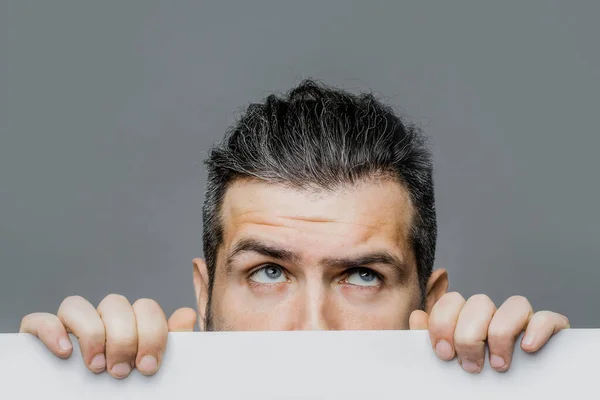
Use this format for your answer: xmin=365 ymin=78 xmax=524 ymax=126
xmin=194 ymin=178 xmax=445 ymax=331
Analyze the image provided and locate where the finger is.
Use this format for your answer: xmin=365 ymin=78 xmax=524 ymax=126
xmin=97 ymin=294 xmax=138 ymax=379
xmin=20 ymin=312 xmax=73 ymax=359
xmin=427 ymin=292 xmax=466 ymax=361
xmin=454 ymin=294 xmax=496 ymax=374
xmin=521 ymin=311 xmax=570 ymax=353
xmin=409 ymin=310 xmax=429 ymax=330
xmin=486 ymin=296 xmax=533 ymax=372
xmin=167 ymin=307 xmax=197 ymax=332
xmin=132 ymin=299 xmax=169 ymax=376
xmin=57 ymin=296 xmax=107 ymax=373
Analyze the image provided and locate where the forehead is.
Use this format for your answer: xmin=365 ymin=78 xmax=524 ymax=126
xmin=219 ymin=178 xmax=415 ymax=262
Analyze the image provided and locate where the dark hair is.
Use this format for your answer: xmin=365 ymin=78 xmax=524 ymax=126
xmin=202 ymin=79 xmax=436 ymax=322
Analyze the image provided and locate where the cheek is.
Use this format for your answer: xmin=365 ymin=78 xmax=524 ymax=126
xmin=212 ymin=284 xmax=299 ymax=331
xmin=212 ymin=285 xmax=417 ymax=331
xmin=329 ymin=290 xmax=414 ymax=330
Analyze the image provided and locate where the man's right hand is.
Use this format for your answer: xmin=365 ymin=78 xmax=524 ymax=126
xmin=19 ymin=294 xmax=197 ymax=379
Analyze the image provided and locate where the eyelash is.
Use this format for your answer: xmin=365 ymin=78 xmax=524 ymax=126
xmin=247 ymin=265 xmax=384 ymax=287
xmin=340 ymin=268 xmax=384 ymax=291
xmin=246 ymin=264 xmax=288 ymax=288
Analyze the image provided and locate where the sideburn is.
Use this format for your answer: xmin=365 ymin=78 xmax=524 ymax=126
xmin=203 ymin=281 xmax=215 ymax=331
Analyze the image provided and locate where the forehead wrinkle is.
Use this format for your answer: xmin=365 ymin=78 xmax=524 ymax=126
xmin=276 ymin=214 xmax=380 ymax=229
xmin=220 ymin=180 xmax=417 ymax=265
xmin=233 ymin=211 xmax=382 ymax=231
xmin=222 ymin=178 xmax=415 ymax=231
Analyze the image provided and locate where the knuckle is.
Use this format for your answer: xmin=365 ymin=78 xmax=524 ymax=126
xmin=532 ymin=310 xmax=554 ymax=324
xmin=467 ymin=294 xmax=496 ymax=311
xmin=468 ymin=293 xmax=492 ymax=304
xmin=102 ymin=293 xmax=130 ymax=305
xmin=60 ymin=295 xmax=87 ymax=309
xmin=133 ymin=298 xmax=161 ymax=313
xmin=133 ymin=299 xmax=167 ymax=329
xmin=506 ymin=295 xmax=531 ymax=308
xmin=446 ymin=291 xmax=465 ymax=300
xmin=440 ymin=291 xmax=465 ymax=305
xmin=430 ymin=292 xmax=465 ymax=317
xmin=19 ymin=312 xmax=38 ymax=328
xmin=20 ymin=313 xmax=56 ymax=333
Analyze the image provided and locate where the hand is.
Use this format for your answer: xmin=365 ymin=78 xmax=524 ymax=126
xmin=409 ymin=293 xmax=570 ymax=373
xmin=19 ymin=294 xmax=197 ymax=379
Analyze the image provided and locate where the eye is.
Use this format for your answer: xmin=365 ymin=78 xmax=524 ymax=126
xmin=345 ymin=268 xmax=382 ymax=287
xmin=249 ymin=265 xmax=287 ymax=284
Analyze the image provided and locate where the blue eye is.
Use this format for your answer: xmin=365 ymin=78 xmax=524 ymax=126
xmin=249 ymin=265 xmax=287 ymax=283
xmin=346 ymin=268 xmax=381 ymax=287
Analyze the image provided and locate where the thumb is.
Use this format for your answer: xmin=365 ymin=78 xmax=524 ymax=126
xmin=168 ymin=307 xmax=197 ymax=332
xmin=409 ymin=310 xmax=429 ymax=330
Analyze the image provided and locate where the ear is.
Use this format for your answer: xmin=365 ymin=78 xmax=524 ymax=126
xmin=192 ymin=258 xmax=210 ymax=331
xmin=423 ymin=268 xmax=448 ymax=313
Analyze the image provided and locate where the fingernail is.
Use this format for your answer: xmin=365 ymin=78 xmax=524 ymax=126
xmin=90 ymin=354 xmax=106 ymax=370
xmin=111 ymin=362 xmax=132 ymax=377
xmin=138 ymin=355 xmax=158 ymax=373
xmin=461 ymin=358 xmax=480 ymax=373
xmin=58 ymin=338 xmax=72 ymax=352
xmin=435 ymin=340 xmax=453 ymax=360
xmin=522 ymin=334 xmax=534 ymax=347
xmin=490 ymin=355 xmax=506 ymax=369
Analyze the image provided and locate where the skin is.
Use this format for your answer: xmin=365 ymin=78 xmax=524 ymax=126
xmin=19 ymin=178 xmax=570 ymax=379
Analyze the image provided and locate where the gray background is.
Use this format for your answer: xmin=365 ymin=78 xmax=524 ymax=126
xmin=1 ymin=0 xmax=599 ymax=332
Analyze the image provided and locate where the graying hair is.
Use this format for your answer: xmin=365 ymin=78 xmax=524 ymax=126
xmin=201 ymin=79 xmax=436 ymax=327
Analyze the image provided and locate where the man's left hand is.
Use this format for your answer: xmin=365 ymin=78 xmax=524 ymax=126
xmin=409 ymin=293 xmax=569 ymax=373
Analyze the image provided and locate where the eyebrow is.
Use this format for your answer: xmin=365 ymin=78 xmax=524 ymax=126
xmin=225 ymin=237 xmax=408 ymax=279
xmin=322 ymin=253 xmax=409 ymax=280
xmin=226 ymin=238 xmax=301 ymax=273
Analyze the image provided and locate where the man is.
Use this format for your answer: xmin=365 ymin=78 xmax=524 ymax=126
xmin=19 ymin=80 xmax=569 ymax=380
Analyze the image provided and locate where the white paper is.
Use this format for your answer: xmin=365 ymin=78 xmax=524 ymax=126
xmin=1 ymin=329 xmax=597 ymax=399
